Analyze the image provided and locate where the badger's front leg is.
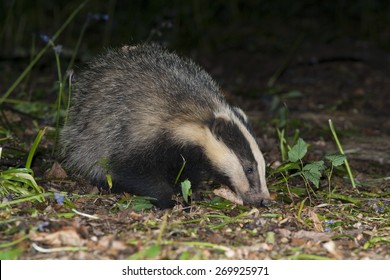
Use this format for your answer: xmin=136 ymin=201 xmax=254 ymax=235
xmin=111 ymin=171 xmax=176 ymax=209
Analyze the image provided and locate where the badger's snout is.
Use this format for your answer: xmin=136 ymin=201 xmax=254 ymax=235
xmin=242 ymin=190 xmax=271 ymax=207
xmin=258 ymin=198 xmax=271 ymax=207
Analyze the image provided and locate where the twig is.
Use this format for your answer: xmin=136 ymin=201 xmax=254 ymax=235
xmin=32 ymin=242 xmax=87 ymax=253
xmin=71 ymin=208 xmax=99 ymax=219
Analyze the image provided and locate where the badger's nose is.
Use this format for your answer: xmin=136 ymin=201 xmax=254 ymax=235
xmin=260 ymin=198 xmax=271 ymax=207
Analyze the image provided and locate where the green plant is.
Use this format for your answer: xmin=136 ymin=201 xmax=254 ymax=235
xmin=0 ymin=168 xmax=45 ymax=205
xmin=174 ymin=155 xmax=192 ymax=204
xmin=273 ymin=137 xmax=348 ymax=201
xmin=25 ymin=127 xmax=47 ymax=169
xmin=111 ymin=195 xmax=154 ymax=213
xmin=181 ymin=179 xmax=192 ymax=203
xmin=0 ymin=127 xmax=47 ymax=206
xmin=277 ymin=127 xmax=300 ymax=161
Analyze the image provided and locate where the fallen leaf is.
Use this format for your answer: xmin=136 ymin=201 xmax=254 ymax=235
xmin=290 ymin=238 xmax=306 ymax=247
xmin=208 ymin=233 xmax=224 ymax=244
xmin=96 ymin=235 xmax=127 ymax=255
xmin=30 ymin=228 xmax=84 ymax=247
xmin=213 ymin=186 xmax=243 ymax=205
xmin=277 ymin=228 xmax=291 ymax=238
xmin=308 ymin=209 xmax=324 ymax=232
xmin=323 ymin=240 xmax=344 ymax=259
xmin=45 ymin=161 xmax=67 ymax=179
xmin=292 ymin=230 xmax=333 ymax=242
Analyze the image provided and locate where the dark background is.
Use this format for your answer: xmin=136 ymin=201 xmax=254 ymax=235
xmin=1 ymin=0 xmax=390 ymax=152
xmin=2 ymin=0 xmax=389 ymax=94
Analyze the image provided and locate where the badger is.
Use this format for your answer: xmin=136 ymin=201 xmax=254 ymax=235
xmin=60 ymin=44 xmax=270 ymax=209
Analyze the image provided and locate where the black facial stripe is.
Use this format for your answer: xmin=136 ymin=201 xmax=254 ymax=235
xmin=214 ymin=119 xmax=256 ymax=166
xmin=211 ymin=115 xmax=263 ymax=190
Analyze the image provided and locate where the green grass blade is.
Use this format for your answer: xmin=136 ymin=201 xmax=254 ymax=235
xmin=0 ymin=193 xmax=46 ymax=208
xmin=25 ymin=127 xmax=47 ymax=169
xmin=326 ymin=193 xmax=360 ymax=204
xmin=288 ymin=253 xmax=332 ymax=260
xmin=174 ymin=155 xmax=186 ymax=184
xmin=0 ymin=234 xmax=30 ymax=249
xmin=328 ymin=119 xmax=356 ymax=188
xmin=297 ymin=197 xmax=307 ymax=221
xmin=277 ymin=128 xmax=287 ymax=161
xmin=363 ymin=236 xmax=390 ymax=249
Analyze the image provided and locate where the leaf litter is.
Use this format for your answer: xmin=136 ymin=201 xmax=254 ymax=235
xmin=1 ymin=164 xmax=389 ymax=260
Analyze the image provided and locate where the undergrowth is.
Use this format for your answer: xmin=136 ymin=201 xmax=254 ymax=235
xmin=1 ymin=1 xmax=89 ymax=209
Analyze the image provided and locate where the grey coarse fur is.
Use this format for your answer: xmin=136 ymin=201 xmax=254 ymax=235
xmin=60 ymin=43 xmax=270 ymax=208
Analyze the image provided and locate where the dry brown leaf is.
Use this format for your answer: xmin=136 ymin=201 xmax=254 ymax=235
xmin=30 ymin=228 xmax=84 ymax=247
xmin=323 ymin=240 xmax=344 ymax=259
xmin=277 ymin=228 xmax=291 ymax=238
xmin=307 ymin=209 xmax=324 ymax=232
xmin=208 ymin=233 xmax=224 ymax=244
xmin=290 ymin=238 xmax=306 ymax=247
xmin=213 ymin=185 xmax=243 ymax=205
xmin=292 ymin=230 xmax=333 ymax=242
xmin=96 ymin=235 xmax=128 ymax=255
xmin=45 ymin=161 xmax=68 ymax=179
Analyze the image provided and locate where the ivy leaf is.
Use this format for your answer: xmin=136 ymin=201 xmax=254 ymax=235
xmin=288 ymin=138 xmax=308 ymax=162
xmin=325 ymin=154 xmax=346 ymax=167
xmin=303 ymin=160 xmax=325 ymax=171
xmin=181 ymin=179 xmax=192 ymax=203
xmin=302 ymin=161 xmax=324 ymax=187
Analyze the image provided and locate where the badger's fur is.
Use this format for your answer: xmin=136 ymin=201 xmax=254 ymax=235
xmin=60 ymin=44 xmax=270 ymax=209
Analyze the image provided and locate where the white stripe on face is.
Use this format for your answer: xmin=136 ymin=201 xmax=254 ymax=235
xmin=172 ymin=122 xmax=250 ymax=194
xmin=215 ymin=108 xmax=269 ymax=197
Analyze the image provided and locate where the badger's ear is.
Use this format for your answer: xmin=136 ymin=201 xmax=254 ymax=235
xmin=210 ymin=115 xmax=230 ymax=140
xmin=232 ymin=106 xmax=248 ymax=123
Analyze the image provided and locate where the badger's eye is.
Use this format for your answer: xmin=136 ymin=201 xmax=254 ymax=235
xmin=245 ymin=167 xmax=254 ymax=175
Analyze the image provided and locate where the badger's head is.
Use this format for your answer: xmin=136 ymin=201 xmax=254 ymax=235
xmin=175 ymin=106 xmax=271 ymax=207
xmin=207 ymin=108 xmax=271 ymax=207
